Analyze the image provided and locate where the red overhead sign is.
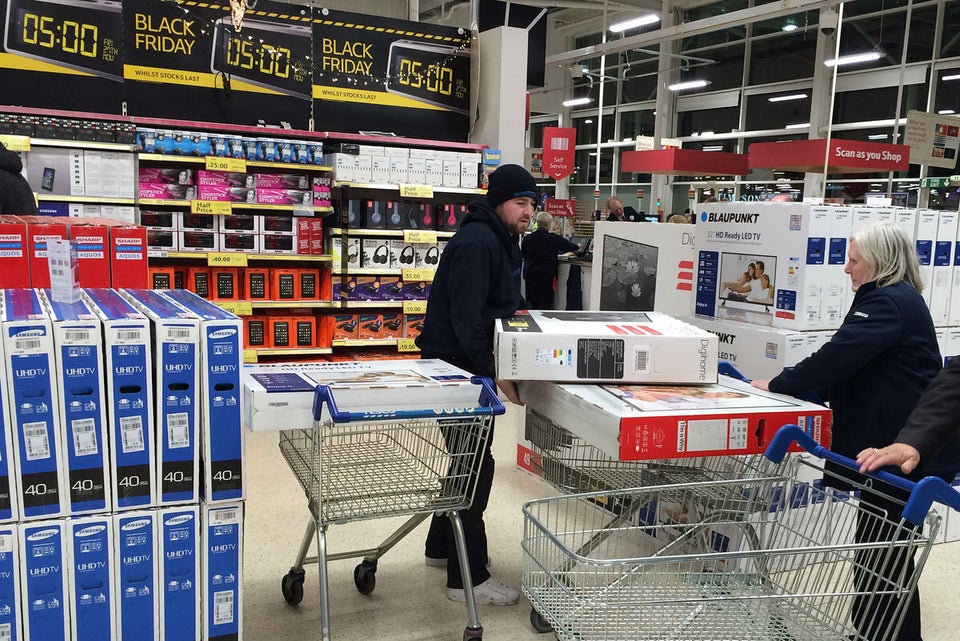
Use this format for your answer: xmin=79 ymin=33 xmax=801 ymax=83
xmin=545 ymin=198 xmax=576 ymax=218
xmin=542 ymin=127 xmax=577 ymax=180
xmin=621 ymin=149 xmax=749 ymax=176
xmin=748 ymin=138 xmax=910 ymax=173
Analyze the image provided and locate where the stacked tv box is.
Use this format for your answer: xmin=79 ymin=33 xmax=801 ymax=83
xmin=0 ymin=288 xmax=244 ymax=641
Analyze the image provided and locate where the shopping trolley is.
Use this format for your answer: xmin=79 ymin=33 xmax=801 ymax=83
xmin=522 ymin=424 xmax=960 ymax=641
xmin=279 ymin=377 xmax=504 ymax=641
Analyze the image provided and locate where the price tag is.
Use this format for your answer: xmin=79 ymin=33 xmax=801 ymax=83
xmin=399 ymin=184 xmax=434 ymax=199
xmin=218 ymin=301 xmax=253 ymax=316
xmin=402 ymin=300 xmax=427 ymax=315
xmin=403 ymin=230 xmax=437 ymax=244
xmin=207 ymin=252 xmax=249 ymax=267
xmin=205 ymin=156 xmax=247 ymax=172
xmin=402 ymin=268 xmax=435 ymax=282
xmin=0 ymin=134 xmax=30 ymax=152
xmin=192 ymin=200 xmax=232 ymax=215
xmin=243 ymin=349 xmax=259 ymax=364
xmin=397 ymin=339 xmax=420 ymax=352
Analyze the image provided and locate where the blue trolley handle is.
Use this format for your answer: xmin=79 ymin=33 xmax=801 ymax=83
xmin=766 ymin=424 xmax=960 ymax=526
xmin=312 ymin=376 xmax=506 ymax=423
xmin=718 ymin=361 xmax=749 ymax=382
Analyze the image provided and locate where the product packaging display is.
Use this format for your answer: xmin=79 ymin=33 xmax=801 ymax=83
xmin=20 ymin=520 xmax=69 ymax=641
xmin=202 ymin=502 xmax=243 ymax=641
xmin=159 ymin=505 xmax=200 ymax=641
xmin=114 ymin=510 xmax=159 ymax=641
xmin=0 ymin=527 xmax=21 ymax=641
xmin=495 ymin=310 xmax=718 ymax=384
xmin=68 ymin=515 xmax=115 ymax=641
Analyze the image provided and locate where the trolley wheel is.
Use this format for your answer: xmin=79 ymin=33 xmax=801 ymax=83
xmin=281 ymin=569 xmax=305 ymax=606
xmin=353 ymin=560 xmax=377 ymax=595
xmin=530 ymin=608 xmax=553 ymax=634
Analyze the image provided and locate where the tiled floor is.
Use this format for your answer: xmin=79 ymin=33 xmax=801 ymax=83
xmin=243 ymin=402 xmax=960 ymax=641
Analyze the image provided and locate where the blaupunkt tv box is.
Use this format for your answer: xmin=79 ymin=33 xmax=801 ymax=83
xmin=161 ymin=289 xmax=244 ymax=503
xmin=1 ymin=289 xmax=67 ymax=519
xmin=242 ymin=359 xmax=479 ymax=431
xmin=120 ymin=289 xmax=200 ymax=506
xmin=520 ymin=375 xmax=831 ymax=461
xmin=83 ymin=289 xmax=155 ymax=510
xmin=43 ymin=291 xmax=111 ymax=514
xmin=495 ymin=310 xmax=718 ymax=384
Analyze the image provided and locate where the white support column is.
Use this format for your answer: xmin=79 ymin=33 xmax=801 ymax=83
xmin=804 ymin=5 xmax=841 ymax=201
xmin=652 ymin=0 xmax=679 ymax=218
xmin=470 ymin=27 xmax=529 ymax=165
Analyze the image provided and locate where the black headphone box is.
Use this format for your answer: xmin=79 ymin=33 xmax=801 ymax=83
xmin=417 ymin=243 xmax=441 ymax=269
xmin=361 ymin=238 xmax=390 ymax=268
xmin=361 ymin=200 xmax=386 ymax=229
xmin=389 ymin=239 xmax=417 ymax=268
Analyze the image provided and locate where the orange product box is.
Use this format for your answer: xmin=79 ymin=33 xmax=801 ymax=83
xmin=333 ymin=314 xmax=358 ymax=341
xmin=268 ymin=316 xmax=293 ymax=348
xmin=187 ymin=267 xmax=211 ymax=298
xmin=269 ymin=268 xmax=299 ymax=300
xmin=316 ymin=315 xmax=334 ymax=348
xmin=295 ymin=268 xmax=321 ymax=300
xmin=67 ymin=220 xmax=111 ymax=288
xmin=404 ymin=313 xmax=425 ymax=339
xmin=210 ymin=267 xmax=240 ymax=301
xmin=380 ymin=312 xmax=403 ymax=339
xmin=290 ymin=315 xmax=316 ymax=348
xmin=243 ymin=268 xmax=271 ymax=300
xmin=149 ymin=266 xmax=176 ymax=289
xmin=172 ymin=266 xmax=186 ymax=289
xmin=244 ymin=316 xmax=269 ymax=348
xmin=357 ymin=313 xmax=383 ymax=340
xmin=24 ymin=215 xmax=68 ymax=288
xmin=0 ymin=216 xmax=30 ymax=287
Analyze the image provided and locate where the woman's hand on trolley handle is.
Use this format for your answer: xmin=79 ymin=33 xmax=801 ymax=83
xmin=856 ymin=443 xmax=921 ymax=474
xmin=750 ymin=379 xmax=770 ymax=391
xmin=496 ymin=379 xmax=523 ymax=406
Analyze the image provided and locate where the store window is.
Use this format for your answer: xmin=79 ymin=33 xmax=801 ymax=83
xmin=573 ymin=114 xmax=615 ymax=145
xmin=528 ymin=120 xmax=558 ymax=150
xmin=751 ymin=10 xmax=819 ymax=37
xmin=677 ymin=43 xmax=745 ymax=92
xmin=678 ymin=106 xmax=739 ymax=137
xmin=906 ymin=6 xmax=937 ymax=63
xmin=749 ymin=32 xmax=817 ymax=85
xmin=836 ymin=13 xmax=907 ymax=69
xmin=620 ymin=57 xmax=660 ymax=104
xmin=680 ymin=0 xmax=748 ymax=50
xmin=619 ymin=110 xmax=655 ymax=140
xmin=745 ymin=92 xmax=813 ymax=131
xmin=942 ymin=2 xmax=960 ymax=58
xmin=572 ymin=147 xmax=614 ymax=184
xmin=832 ymin=84 xmax=928 ymax=123
xmin=936 ymin=70 xmax=960 ymax=115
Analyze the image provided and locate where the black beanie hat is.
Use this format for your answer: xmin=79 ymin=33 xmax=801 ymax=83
xmin=485 ymin=164 xmax=538 ymax=209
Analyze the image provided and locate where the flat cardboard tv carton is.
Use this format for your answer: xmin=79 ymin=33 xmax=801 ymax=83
xmin=160 ymin=290 xmax=244 ymax=503
xmin=0 ymin=325 xmax=17 ymax=523
xmin=159 ymin=505 xmax=200 ymax=641
xmin=0 ymin=526 xmax=22 ymax=641
xmin=494 ymin=310 xmax=717 ymax=384
xmin=20 ymin=519 xmax=69 ymax=641
xmin=520 ymin=375 xmax=831 ymax=461
xmin=1 ymin=289 xmax=68 ymax=519
xmin=242 ymin=359 xmax=482 ymax=431
xmin=114 ymin=510 xmax=159 ymax=641
xmin=202 ymin=502 xmax=243 ymax=641
xmin=68 ymin=515 xmax=115 ymax=641
xmin=589 ymin=221 xmax=696 ymax=317
xmin=120 ymin=289 xmax=200 ymax=506
xmin=82 ymin=288 xmax=155 ymax=510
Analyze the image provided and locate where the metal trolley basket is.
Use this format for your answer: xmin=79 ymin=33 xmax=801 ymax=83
xmin=279 ymin=377 xmax=504 ymax=641
xmin=522 ymin=425 xmax=960 ymax=641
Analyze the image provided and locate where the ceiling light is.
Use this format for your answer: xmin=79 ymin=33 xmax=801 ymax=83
xmin=781 ymin=21 xmax=798 ymax=32
xmin=825 ymin=51 xmax=882 ymax=67
xmin=609 ymin=15 xmax=660 ymax=32
xmin=584 ymin=119 xmax=593 ymax=124
xmin=868 ymin=134 xmax=888 ymax=140
xmin=942 ymin=74 xmax=960 ymax=81
xmin=939 ymin=109 xmax=957 ymax=115
xmin=563 ymin=97 xmax=592 ymax=107
xmin=768 ymin=93 xmax=808 ymax=102
xmin=785 ymin=122 xmax=810 ymax=129
xmin=668 ymin=80 xmax=709 ymax=91
xmin=702 ymin=145 xmax=724 ymax=151
xmin=700 ymin=131 xmax=715 ymax=136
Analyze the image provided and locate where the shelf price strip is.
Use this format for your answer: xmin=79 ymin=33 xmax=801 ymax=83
xmin=401 ymin=268 xmax=435 ymax=283
xmin=398 ymin=184 xmax=434 ymax=199
xmin=402 ymin=300 xmax=427 ymax=314
xmin=205 ymin=156 xmax=247 ymax=172
xmin=402 ymin=230 xmax=438 ymax=244
xmin=397 ymin=339 xmax=420 ymax=352
xmin=192 ymin=200 xmax=233 ymax=215
xmin=207 ymin=252 xmax=249 ymax=267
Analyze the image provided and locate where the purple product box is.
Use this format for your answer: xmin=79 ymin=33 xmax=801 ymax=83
xmin=255 ymin=174 xmax=310 ymax=189
xmin=401 ymin=280 xmax=431 ymax=299
xmin=197 ymin=171 xmax=255 ymax=188
xmin=139 ymin=167 xmax=194 ymax=185
xmin=139 ymin=183 xmax=195 ymax=200
xmin=257 ymin=189 xmax=312 ymax=205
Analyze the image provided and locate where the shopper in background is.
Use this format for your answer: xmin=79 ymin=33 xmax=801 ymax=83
xmin=415 ymin=163 xmax=534 ymax=606
xmin=857 ymin=356 xmax=960 ymax=475
xmin=521 ymin=211 xmax=579 ymax=310
xmin=751 ymin=220 xmax=960 ymax=641
xmin=606 ymin=196 xmax=639 ymax=221
xmin=0 ymin=141 xmax=37 ymax=214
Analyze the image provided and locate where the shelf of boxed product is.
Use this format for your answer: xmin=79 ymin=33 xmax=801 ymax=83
xmin=332 ymin=338 xmax=409 ymax=348
xmin=139 ymin=153 xmax=334 ymax=173
xmin=16 ymin=137 xmax=135 ymax=152
xmin=36 ymin=194 xmax=137 ymax=205
xmin=148 ymin=250 xmax=334 ymax=262
xmin=337 ymin=182 xmax=485 ymax=196
xmin=138 ymin=199 xmax=333 ymax=213
xmin=326 ymin=227 xmax=455 ymax=239
xmin=248 ymin=347 xmax=334 ymax=358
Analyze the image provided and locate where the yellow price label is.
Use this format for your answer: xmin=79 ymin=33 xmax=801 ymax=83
xmin=191 ymin=200 xmax=232 ymax=215
xmin=397 ymin=338 xmax=420 ymax=352
xmin=205 ymin=156 xmax=247 ymax=172
xmin=402 ymin=268 xmax=435 ymax=283
xmin=0 ymin=134 xmax=30 ymax=151
xmin=398 ymin=184 xmax=434 ymax=199
xmin=243 ymin=349 xmax=259 ymax=363
xmin=402 ymin=300 xmax=427 ymax=315
xmin=207 ymin=252 xmax=249 ymax=267
xmin=402 ymin=230 xmax=437 ymax=244
xmin=218 ymin=301 xmax=253 ymax=316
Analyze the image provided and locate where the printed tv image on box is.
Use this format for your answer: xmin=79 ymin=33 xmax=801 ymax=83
xmin=598 ymin=235 xmax=658 ymax=311
xmin=717 ymin=252 xmax=777 ymax=313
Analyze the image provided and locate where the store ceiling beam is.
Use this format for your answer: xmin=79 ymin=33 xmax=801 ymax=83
xmin=546 ymin=0 xmax=840 ymax=66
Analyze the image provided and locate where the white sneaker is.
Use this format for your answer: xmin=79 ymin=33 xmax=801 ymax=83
xmin=446 ymin=577 xmax=519 ymax=606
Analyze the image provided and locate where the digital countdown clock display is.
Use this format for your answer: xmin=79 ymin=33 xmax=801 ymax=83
xmin=210 ymin=18 xmax=312 ymax=101
xmin=3 ymin=0 xmax=123 ymax=81
xmin=385 ymin=40 xmax=469 ymax=115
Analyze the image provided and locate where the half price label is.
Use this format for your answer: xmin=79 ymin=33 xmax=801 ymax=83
xmin=191 ymin=200 xmax=232 ymax=215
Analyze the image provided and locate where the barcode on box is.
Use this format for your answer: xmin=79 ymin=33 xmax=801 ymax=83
xmin=24 ymin=422 xmax=51 ymax=461
xmin=15 ymin=338 xmax=42 ymax=351
xmin=72 ymin=418 xmax=99 ymax=456
xmin=635 ymin=350 xmax=650 ymax=373
xmin=168 ymin=328 xmax=193 ymax=340
xmin=116 ymin=330 xmax=142 ymax=342
xmin=0 ymin=622 xmax=11 ymax=641
xmin=120 ymin=416 xmax=145 ymax=453
xmin=64 ymin=329 xmax=91 ymax=342
xmin=213 ymin=591 xmax=234 ymax=625
xmin=167 ymin=413 xmax=190 ymax=449
xmin=211 ymin=508 xmax=237 ymax=524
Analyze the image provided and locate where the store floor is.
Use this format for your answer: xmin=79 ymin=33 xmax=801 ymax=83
xmin=243 ymin=403 xmax=960 ymax=641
